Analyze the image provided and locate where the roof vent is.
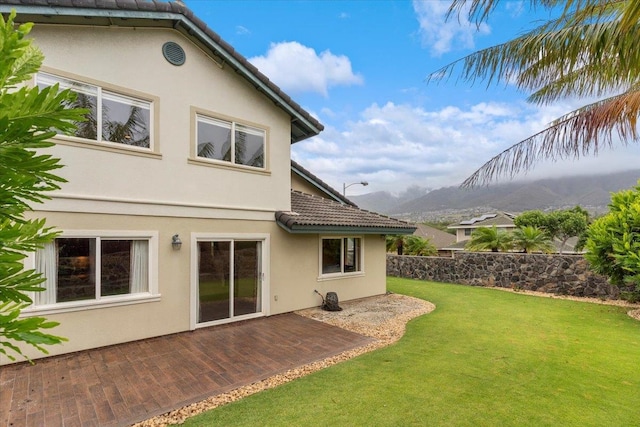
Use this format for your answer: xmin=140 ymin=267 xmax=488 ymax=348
xmin=162 ymin=42 xmax=186 ymax=66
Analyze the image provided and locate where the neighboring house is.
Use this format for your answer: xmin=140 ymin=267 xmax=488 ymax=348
xmin=445 ymin=212 xmax=583 ymax=254
xmin=413 ymin=224 xmax=457 ymax=257
xmin=447 ymin=212 xmax=517 ymax=244
xmin=444 ymin=212 xmax=517 ymax=252
xmin=3 ymin=1 xmax=415 ymax=364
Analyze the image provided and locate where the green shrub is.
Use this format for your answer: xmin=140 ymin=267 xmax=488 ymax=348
xmin=0 ymin=11 xmax=86 ymax=361
xmin=585 ymin=183 xmax=640 ymax=301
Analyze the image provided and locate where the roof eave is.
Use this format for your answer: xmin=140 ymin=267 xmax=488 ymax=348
xmin=291 ymin=163 xmax=355 ymax=206
xmin=172 ymin=18 xmax=323 ymax=141
xmin=276 ymin=221 xmax=416 ymax=235
xmin=1 ymin=3 xmax=323 ymax=143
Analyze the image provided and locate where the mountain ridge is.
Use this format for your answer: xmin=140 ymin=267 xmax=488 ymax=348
xmin=350 ymin=169 xmax=640 ymax=222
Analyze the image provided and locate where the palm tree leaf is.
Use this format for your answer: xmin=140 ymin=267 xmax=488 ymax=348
xmin=447 ymin=0 xmax=615 ymax=27
xmin=462 ymin=89 xmax=640 ymax=187
xmin=430 ymin=14 xmax=638 ymax=102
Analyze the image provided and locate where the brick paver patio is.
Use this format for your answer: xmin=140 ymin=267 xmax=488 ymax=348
xmin=0 ymin=313 xmax=373 ymax=427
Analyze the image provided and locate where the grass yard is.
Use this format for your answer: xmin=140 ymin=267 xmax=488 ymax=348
xmin=184 ymin=277 xmax=640 ymax=426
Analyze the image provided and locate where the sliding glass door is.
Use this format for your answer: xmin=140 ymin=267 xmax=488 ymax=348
xmin=196 ymin=239 xmax=262 ymax=325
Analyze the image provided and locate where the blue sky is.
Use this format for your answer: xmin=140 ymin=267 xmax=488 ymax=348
xmin=186 ymin=0 xmax=639 ymax=195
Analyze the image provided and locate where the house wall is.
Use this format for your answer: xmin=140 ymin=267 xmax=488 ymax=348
xmin=270 ymin=232 xmax=387 ymax=313
xmin=454 ymin=229 xmax=469 ymax=242
xmin=291 ymin=172 xmax=327 ymax=198
xmin=2 ymin=24 xmax=388 ymax=365
xmin=290 ymin=172 xmax=345 ymax=202
xmin=30 ymin=25 xmax=292 ymax=214
xmin=453 ymin=225 xmax=516 ymax=243
xmin=5 ymin=211 xmax=386 ymax=364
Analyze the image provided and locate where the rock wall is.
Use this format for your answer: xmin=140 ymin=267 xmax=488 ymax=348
xmin=387 ymin=252 xmax=626 ymax=299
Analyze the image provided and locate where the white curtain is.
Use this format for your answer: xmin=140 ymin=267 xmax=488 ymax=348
xmin=35 ymin=242 xmax=57 ymax=305
xmin=130 ymin=240 xmax=148 ymax=293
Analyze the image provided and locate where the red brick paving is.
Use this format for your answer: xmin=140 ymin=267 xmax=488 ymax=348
xmin=1 ymin=313 xmax=373 ymax=426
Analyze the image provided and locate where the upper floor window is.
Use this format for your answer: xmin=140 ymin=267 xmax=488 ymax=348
xmin=196 ymin=114 xmax=265 ymax=169
xmin=464 ymin=228 xmax=473 ymax=236
xmin=36 ymin=72 xmax=153 ymax=150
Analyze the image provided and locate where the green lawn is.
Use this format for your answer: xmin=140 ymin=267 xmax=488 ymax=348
xmin=184 ymin=277 xmax=640 ymax=426
xmin=198 ymin=278 xmax=257 ymax=302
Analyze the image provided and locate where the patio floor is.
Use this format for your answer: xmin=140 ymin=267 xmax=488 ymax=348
xmin=0 ymin=313 xmax=374 ymax=427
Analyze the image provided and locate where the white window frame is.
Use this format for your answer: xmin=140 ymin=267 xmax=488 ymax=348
xmin=194 ymin=112 xmax=266 ymax=170
xmin=35 ymin=71 xmax=155 ymax=153
xmin=190 ymin=233 xmax=270 ymax=330
xmin=23 ymin=230 xmax=160 ymax=316
xmin=318 ymin=236 xmax=365 ymax=280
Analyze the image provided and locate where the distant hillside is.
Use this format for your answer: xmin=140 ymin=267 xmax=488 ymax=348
xmin=350 ymin=169 xmax=640 ymax=221
xmin=349 ymin=185 xmax=431 ymax=214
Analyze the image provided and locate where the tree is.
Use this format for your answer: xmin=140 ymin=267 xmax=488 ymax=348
xmin=0 ymin=11 xmax=87 ymax=361
xmin=404 ymin=235 xmax=438 ymax=256
xmin=515 ymin=208 xmax=589 ymax=253
xmin=103 ymin=105 xmax=150 ymax=147
xmin=434 ymin=1 xmax=640 ymax=187
xmin=465 ymin=226 xmax=513 ymax=252
xmin=512 ymin=226 xmax=555 ymax=254
xmin=584 ymin=183 xmax=640 ymax=301
xmin=386 ymin=234 xmax=407 ymax=255
xmin=514 ymin=210 xmax=547 ymax=230
xmin=547 ymin=209 xmax=589 ymax=253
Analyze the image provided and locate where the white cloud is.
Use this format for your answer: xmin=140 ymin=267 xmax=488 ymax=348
xmin=235 ymin=25 xmax=250 ymax=35
xmin=506 ymin=1 xmax=525 ymax=18
xmin=412 ymin=0 xmax=490 ymax=56
xmin=292 ymin=100 xmax=640 ymax=194
xmin=249 ymin=41 xmax=363 ymax=96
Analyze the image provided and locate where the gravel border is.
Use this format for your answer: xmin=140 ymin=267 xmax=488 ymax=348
xmin=134 ymin=293 xmax=434 ymax=427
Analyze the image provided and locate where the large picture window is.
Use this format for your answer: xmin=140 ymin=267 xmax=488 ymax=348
xmin=196 ymin=114 xmax=265 ymax=169
xmin=36 ymin=72 xmax=153 ymax=149
xmin=33 ymin=236 xmax=152 ymax=307
xmin=321 ymin=237 xmax=362 ymax=276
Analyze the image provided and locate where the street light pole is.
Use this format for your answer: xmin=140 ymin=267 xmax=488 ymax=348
xmin=343 ymin=181 xmax=369 ymax=196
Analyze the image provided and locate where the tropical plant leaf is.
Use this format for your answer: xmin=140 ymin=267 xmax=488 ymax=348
xmin=0 ymin=9 xmax=78 ymax=362
xmin=433 ymin=0 xmax=640 ymax=186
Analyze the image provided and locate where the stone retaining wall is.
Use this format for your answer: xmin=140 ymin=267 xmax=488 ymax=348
xmin=387 ymin=252 xmax=626 ymax=299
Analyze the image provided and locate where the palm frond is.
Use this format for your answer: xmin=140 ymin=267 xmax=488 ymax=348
xmin=197 ymin=142 xmax=217 ymax=158
xmin=447 ymin=0 xmax=616 ymax=27
xmin=429 ymin=14 xmax=638 ymax=102
xmin=618 ymin=0 xmax=640 ymax=31
xmin=462 ymin=88 xmax=640 ymax=187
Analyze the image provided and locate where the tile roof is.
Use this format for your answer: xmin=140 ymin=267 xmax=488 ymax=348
xmin=291 ymin=160 xmax=357 ymax=207
xmin=413 ymin=224 xmax=456 ymax=249
xmin=3 ymin=0 xmax=323 ymax=143
xmin=276 ymin=191 xmax=416 ymax=234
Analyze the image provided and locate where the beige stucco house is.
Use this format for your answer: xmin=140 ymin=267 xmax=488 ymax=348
xmin=447 ymin=212 xmax=517 ymax=246
xmin=443 ymin=212 xmax=517 ymax=252
xmin=2 ymin=1 xmax=415 ymax=365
